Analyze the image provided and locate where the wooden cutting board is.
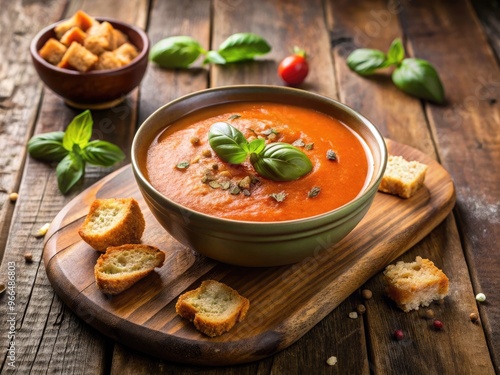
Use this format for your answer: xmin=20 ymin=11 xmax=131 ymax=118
xmin=43 ymin=139 xmax=455 ymax=365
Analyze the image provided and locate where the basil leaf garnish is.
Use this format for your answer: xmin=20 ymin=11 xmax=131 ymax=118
xmin=208 ymin=122 xmax=248 ymax=164
xmin=217 ymin=33 xmax=271 ymax=63
xmin=81 ymin=140 xmax=125 ymax=167
xmin=27 ymin=131 xmax=68 ymax=162
xmin=392 ymin=58 xmax=445 ymax=104
xmin=245 ymin=138 xmax=265 ymax=154
xmin=149 ymin=36 xmax=204 ymax=68
xmin=63 ymin=110 xmax=93 ymax=151
xmin=346 ymin=48 xmax=388 ymax=75
xmin=387 ymin=38 xmax=405 ymax=65
xmin=250 ymin=143 xmax=313 ymax=181
xmin=56 ymin=152 xmax=84 ymax=194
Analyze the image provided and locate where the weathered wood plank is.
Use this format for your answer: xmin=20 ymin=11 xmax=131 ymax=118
xmin=398 ymin=0 xmax=500 ymax=372
xmin=325 ymin=0 xmax=495 ymax=373
xmin=0 ymin=0 xmax=149 ymax=373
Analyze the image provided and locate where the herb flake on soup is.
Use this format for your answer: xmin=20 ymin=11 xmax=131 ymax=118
xmin=146 ymin=102 xmax=371 ymax=222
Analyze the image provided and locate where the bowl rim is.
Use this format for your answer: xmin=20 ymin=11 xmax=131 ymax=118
xmin=30 ymin=16 xmax=150 ymax=75
xmin=132 ymin=85 xmax=388 ymax=226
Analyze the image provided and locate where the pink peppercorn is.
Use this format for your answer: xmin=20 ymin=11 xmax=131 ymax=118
xmin=433 ymin=320 xmax=444 ymax=330
xmin=393 ymin=329 xmax=404 ymax=341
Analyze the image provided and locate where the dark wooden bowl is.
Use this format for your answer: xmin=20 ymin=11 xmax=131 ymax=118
xmin=30 ymin=17 xmax=149 ymax=109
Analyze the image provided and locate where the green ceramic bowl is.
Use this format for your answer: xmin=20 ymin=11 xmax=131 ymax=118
xmin=132 ymin=86 xmax=387 ymax=266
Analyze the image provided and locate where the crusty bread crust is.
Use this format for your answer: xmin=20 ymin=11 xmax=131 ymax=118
xmin=78 ymin=198 xmax=146 ymax=252
xmin=378 ymin=155 xmax=428 ymax=199
xmin=176 ymin=280 xmax=250 ymax=337
xmin=383 ymin=256 xmax=449 ymax=312
xmin=94 ymin=244 xmax=165 ymax=295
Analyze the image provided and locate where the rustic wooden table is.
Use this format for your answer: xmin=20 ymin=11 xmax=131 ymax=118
xmin=1 ymin=0 xmax=499 ymax=374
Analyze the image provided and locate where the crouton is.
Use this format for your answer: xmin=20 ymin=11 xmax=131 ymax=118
xmin=94 ymin=51 xmax=122 ymax=70
xmin=83 ymin=21 xmax=115 ymax=55
xmin=39 ymin=38 xmax=67 ymax=65
xmin=113 ymin=42 xmax=139 ymax=65
xmin=78 ymin=198 xmax=146 ymax=251
xmin=59 ymin=27 xmax=87 ymax=46
xmin=58 ymin=42 xmax=98 ymax=72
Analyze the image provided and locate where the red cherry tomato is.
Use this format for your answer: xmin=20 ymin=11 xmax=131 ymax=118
xmin=278 ymin=47 xmax=309 ymax=86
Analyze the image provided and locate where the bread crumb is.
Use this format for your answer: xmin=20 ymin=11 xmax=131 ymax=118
xmin=378 ymin=155 xmax=428 ymax=198
xmin=383 ymin=256 xmax=449 ymax=312
xmin=349 ymin=311 xmax=358 ymax=319
xmin=326 ymin=356 xmax=337 ymax=366
xmin=34 ymin=223 xmax=50 ymax=238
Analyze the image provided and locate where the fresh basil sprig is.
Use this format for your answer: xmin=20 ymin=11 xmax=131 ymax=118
xmin=208 ymin=122 xmax=312 ymax=181
xmin=347 ymin=38 xmax=445 ymax=103
xmin=27 ymin=110 xmax=125 ymax=194
xmin=150 ymin=32 xmax=271 ymax=69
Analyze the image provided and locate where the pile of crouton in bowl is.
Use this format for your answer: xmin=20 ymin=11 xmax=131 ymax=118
xmin=30 ymin=10 xmax=149 ymax=109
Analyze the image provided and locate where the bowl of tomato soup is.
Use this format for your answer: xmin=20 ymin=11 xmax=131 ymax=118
xmin=132 ymin=86 xmax=387 ymax=266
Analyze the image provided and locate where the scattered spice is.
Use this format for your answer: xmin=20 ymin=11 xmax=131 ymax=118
xmin=326 ymin=149 xmax=337 ymax=161
xmin=262 ymin=128 xmax=279 ymax=136
xmin=476 ymin=293 xmax=486 ymax=302
xmin=270 ymin=192 xmax=287 ymax=202
xmin=212 ymin=163 xmax=219 ymax=170
xmin=238 ymin=176 xmax=252 ymax=190
xmin=201 ymin=149 xmax=212 ymax=158
xmin=307 ymin=186 xmax=321 ymax=198
xmin=191 ymin=155 xmax=201 ymax=164
xmin=219 ymin=170 xmax=232 ymax=179
xmin=35 ymin=223 xmax=50 ymax=238
xmin=348 ymin=311 xmax=358 ymax=319
xmin=357 ymin=304 xmax=366 ymax=315
xmin=24 ymin=252 xmax=33 ymax=263
xmin=176 ymin=161 xmax=190 ymax=170
xmin=190 ymin=136 xmax=200 ymax=145
xmin=326 ymin=356 xmax=338 ymax=366
xmin=227 ymin=114 xmax=241 ymax=121
xmin=469 ymin=312 xmax=479 ymax=323
xmin=201 ymin=170 xmax=216 ymax=183
xmin=305 ymin=143 xmax=314 ymax=150
xmin=361 ymin=289 xmax=373 ymax=300
xmin=292 ymin=138 xmax=305 ymax=147
xmin=208 ymin=181 xmax=221 ymax=189
xmin=393 ymin=329 xmax=404 ymax=341
xmin=229 ymin=185 xmax=241 ymax=195
xmin=9 ymin=192 xmax=19 ymax=203
xmin=433 ymin=320 xmax=444 ymax=330
xmin=243 ymin=189 xmax=251 ymax=196
xmin=220 ymin=180 xmax=231 ymax=190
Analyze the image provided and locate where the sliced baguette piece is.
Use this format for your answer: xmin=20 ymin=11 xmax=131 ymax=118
xmin=94 ymin=244 xmax=165 ymax=295
xmin=383 ymin=256 xmax=449 ymax=312
xmin=176 ymin=280 xmax=250 ymax=337
xmin=78 ymin=198 xmax=145 ymax=252
xmin=378 ymin=155 xmax=428 ymax=198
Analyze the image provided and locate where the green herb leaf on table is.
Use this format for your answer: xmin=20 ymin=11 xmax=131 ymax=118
xmin=208 ymin=122 xmax=249 ymax=164
xmin=63 ymin=110 xmax=93 ymax=151
xmin=217 ymin=33 xmax=271 ymax=63
xmin=80 ymin=140 xmax=125 ymax=167
xmin=203 ymin=50 xmax=226 ymax=65
xmin=149 ymin=36 xmax=205 ymax=68
xmin=392 ymin=58 xmax=445 ymax=104
xmin=56 ymin=152 xmax=85 ymax=194
xmin=27 ymin=131 xmax=68 ymax=162
xmin=386 ymin=38 xmax=405 ymax=65
xmin=346 ymin=49 xmax=388 ymax=75
xmin=250 ymin=143 xmax=313 ymax=182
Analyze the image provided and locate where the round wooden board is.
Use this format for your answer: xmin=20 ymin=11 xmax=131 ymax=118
xmin=43 ymin=139 xmax=455 ymax=365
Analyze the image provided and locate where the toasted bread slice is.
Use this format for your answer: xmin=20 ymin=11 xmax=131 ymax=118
xmin=176 ymin=280 xmax=250 ymax=337
xmin=383 ymin=256 xmax=449 ymax=312
xmin=378 ymin=155 xmax=428 ymax=198
xmin=78 ymin=198 xmax=145 ymax=252
xmin=94 ymin=244 xmax=165 ymax=295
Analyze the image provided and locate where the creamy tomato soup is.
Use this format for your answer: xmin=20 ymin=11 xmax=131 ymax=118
xmin=145 ymin=102 xmax=371 ymax=221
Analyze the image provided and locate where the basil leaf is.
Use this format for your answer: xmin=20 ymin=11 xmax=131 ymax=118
xmin=150 ymin=36 xmax=204 ymax=68
xmin=245 ymin=138 xmax=265 ymax=154
xmin=56 ymin=152 xmax=85 ymax=194
xmin=250 ymin=143 xmax=313 ymax=181
xmin=27 ymin=131 xmax=68 ymax=162
xmin=218 ymin=33 xmax=271 ymax=63
xmin=346 ymin=48 xmax=388 ymax=75
xmin=392 ymin=58 xmax=445 ymax=103
xmin=387 ymin=38 xmax=405 ymax=65
xmin=63 ymin=110 xmax=93 ymax=151
xmin=203 ymin=50 xmax=226 ymax=65
xmin=81 ymin=140 xmax=125 ymax=167
xmin=208 ymin=122 xmax=249 ymax=164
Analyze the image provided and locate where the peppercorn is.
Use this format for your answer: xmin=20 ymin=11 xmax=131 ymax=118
xmin=190 ymin=136 xmax=200 ymax=145
xmin=24 ymin=252 xmax=33 ymax=263
xmin=356 ymin=304 xmax=366 ymax=315
xmin=469 ymin=313 xmax=479 ymax=323
xmin=393 ymin=329 xmax=404 ymax=341
xmin=201 ymin=149 xmax=212 ymax=158
xmin=433 ymin=320 xmax=444 ymax=330
xmin=361 ymin=289 xmax=373 ymax=300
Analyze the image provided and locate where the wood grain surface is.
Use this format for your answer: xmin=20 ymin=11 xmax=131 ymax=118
xmin=43 ymin=139 xmax=455 ymax=365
